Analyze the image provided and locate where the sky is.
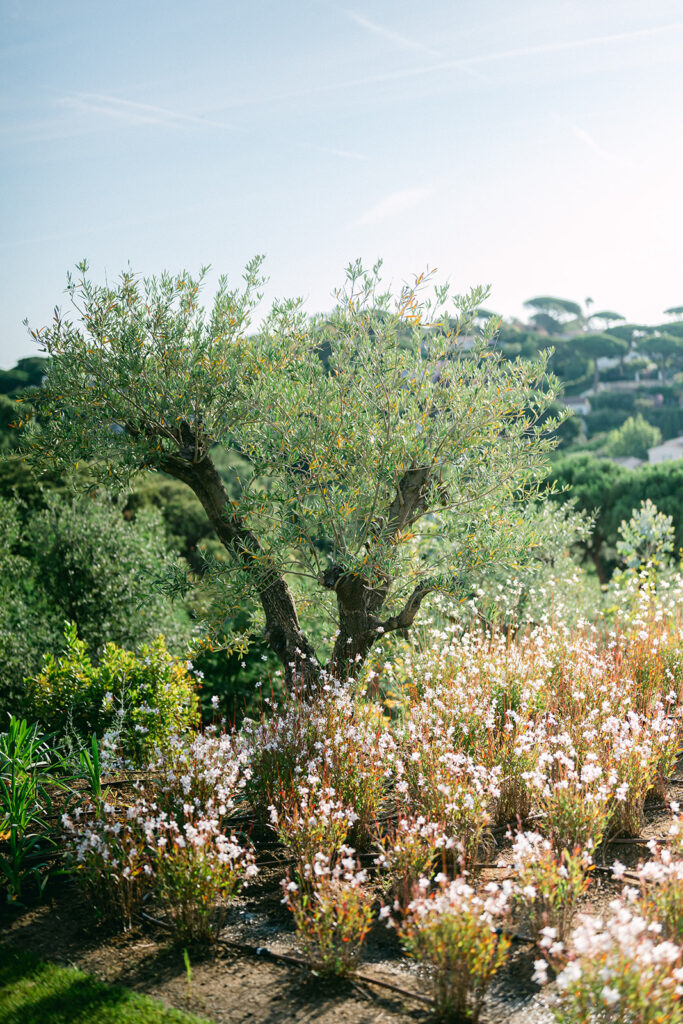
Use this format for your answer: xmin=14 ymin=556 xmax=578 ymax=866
xmin=2 ymin=0 xmax=683 ymax=367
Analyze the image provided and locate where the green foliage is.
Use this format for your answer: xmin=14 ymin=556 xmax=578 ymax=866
xmin=123 ymin=475 xmax=217 ymax=569
xmin=548 ymin=455 xmax=683 ymax=582
xmin=455 ymin=500 xmax=595 ymax=628
xmin=572 ymin=332 xmax=628 ymax=361
xmin=22 ymin=494 xmax=190 ymax=654
xmin=0 ymin=943 xmax=211 ymax=1024
xmin=526 ymin=296 xmax=584 ymax=318
xmin=190 ymin=643 xmax=278 ymax=724
xmin=0 ymin=357 xmax=48 ymax=454
xmin=524 ymin=296 xmax=583 ymax=334
xmin=538 ymin=400 xmax=582 ymax=449
xmin=0 ymin=492 xmax=191 ymax=716
xmin=581 ymin=388 xmax=683 ymax=440
xmin=547 ymin=453 xmax=627 ymax=579
xmin=0 ymin=395 xmax=18 ymax=453
xmin=588 ymin=310 xmax=625 ymax=328
xmin=27 ymin=625 xmax=200 ymax=764
xmin=79 ymin=733 xmax=102 ymax=804
xmin=528 ymin=311 xmax=568 ymax=335
xmin=0 ymin=718 xmax=68 ymax=903
xmin=616 ymin=499 xmax=675 ymax=572
xmin=605 ymin=322 xmax=647 ymax=342
xmin=639 ymin=333 xmax=683 ymax=366
xmin=0 ymin=499 xmax=60 ymax=715
xmin=0 ymin=357 xmax=47 ymax=397
xmin=604 ymin=413 xmax=662 ymax=460
xmin=548 ymin=341 xmax=591 ymax=387
xmin=645 ymin=405 xmax=683 ymax=440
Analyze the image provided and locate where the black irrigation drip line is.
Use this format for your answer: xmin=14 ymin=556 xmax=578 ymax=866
xmin=495 ymin=927 xmax=536 ymax=946
xmin=138 ymin=910 xmax=434 ymax=1007
xmin=608 ymin=836 xmax=672 ymax=845
xmin=592 ymin=865 xmax=641 ymax=882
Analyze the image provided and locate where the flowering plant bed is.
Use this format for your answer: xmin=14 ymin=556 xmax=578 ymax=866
xmin=4 ymin=582 xmax=683 ymax=1023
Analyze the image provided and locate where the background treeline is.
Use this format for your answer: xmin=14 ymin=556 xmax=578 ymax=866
xmin=490 ymin=296 xmax=683 ymax=447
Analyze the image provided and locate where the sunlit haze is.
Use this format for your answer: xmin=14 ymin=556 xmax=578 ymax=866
xmin=2 ymin=0 xmax=683 ymax=366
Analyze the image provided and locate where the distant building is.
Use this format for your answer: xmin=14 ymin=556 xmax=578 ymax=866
xmin=647 ymin=435 xmax=683 ymax=464
xmin=611 ymin=456 xmax=644 ymax=470
xmin=562 ymin=396 xmax=591 ymax=417
xmin=595 ymin=351 xmax=646 ymax=373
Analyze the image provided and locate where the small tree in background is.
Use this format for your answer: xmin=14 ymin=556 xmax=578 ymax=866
xmin=587 ymin=310 xmax=625 ymax=331
xmin=616 ymin=499 xmax=675 ymax=572
xmin=523 ymin=296 xmax=584 ymax=335
xmin=605 ymin=413 xmax=662 ymax=461
xmin=23 ymin=259 xmax=563 ymax=685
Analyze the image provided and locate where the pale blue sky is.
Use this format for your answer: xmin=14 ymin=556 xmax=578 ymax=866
xmin=2 ymin=0 xmax=683 ymax=366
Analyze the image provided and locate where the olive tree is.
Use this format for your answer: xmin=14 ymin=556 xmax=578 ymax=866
xmin=24 ymin=258 xmax=563 ymax=685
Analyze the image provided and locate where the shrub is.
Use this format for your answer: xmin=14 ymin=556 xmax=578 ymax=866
xmin=535 ymin=771 xmax=614 ymax=852
xmin=397 ymin=877 xmax=511 ymax=1023
xmin=538 ymin=901 xmax=683 ymax=1024
xmin=147 ymin=728 xmax=251 ymax=826
xmin=241 ymin=683 xmax=393 ymax=847
xmin=281 ymin=846 xmax=374 ymax=977
xmin=29 ymin=625 xmax=200 ymax=765
xmin=269 ymin=784 xmax=356 ymax=871
xmin=605 ymin=414 xmax=662 ymax=460
xmin=0 ymin=717 xmax=66 ymax=902
xmin=620 ymin=809 xmax=683 ymax=943
xmin=148 ymin=809 xmax=257 ymax=944
xmin=509 ymin=831 xmax=591 ymax=941
xmin=374 ymin=814 xmax=445 ymax=907
xmin=61 ymin=796 xmax=151 ymax=929
xmin=0 ymin=493 xmax=192 ymax=716
xmin=62 ymin=791 xmax=257 ymax=940
xmin=397 ymin=735 xmax=499 ymax=868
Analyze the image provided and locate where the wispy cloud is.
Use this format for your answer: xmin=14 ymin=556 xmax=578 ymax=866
xmin=551 ymin=112 xmax=616 ymax=161
xmin=59 ymin=93 xmax=242 ymax=132
xmin=569 ymin=123 xmax=615 ymax=161
xmin=216 ymin=18 xmax=683 ymax=111
xmin=458 ymin=20 xmax=683 ymax=68
xmin=344 ymin=9 xmax=441 ymax=58
xmin=353 ymin=185 xmax=433 ymax=227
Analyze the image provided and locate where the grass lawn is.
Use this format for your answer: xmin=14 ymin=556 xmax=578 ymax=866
xmin=0 ymin=944 xmax=211 ymax=1024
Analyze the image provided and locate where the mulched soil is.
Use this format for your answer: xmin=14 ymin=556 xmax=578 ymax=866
xmin=2 ymin=774 xmax=682 ymax=1024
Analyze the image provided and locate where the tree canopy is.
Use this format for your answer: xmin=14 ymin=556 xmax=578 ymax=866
xmin=604 ymin=414 xmax=662 ymax=461
xmin=23 ymin=259 xmax=564 ymax=684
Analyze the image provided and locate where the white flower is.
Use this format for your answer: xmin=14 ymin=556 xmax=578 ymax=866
xmin=601 ymin=986 xmax=620 ymax=1006
xmin=612 ymin=860 xmax=626 ymax=880
xmin=556 ymin=961 xmax=582 ymax=991
xmin=532 ymin=959 xmax=549 ymax=986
